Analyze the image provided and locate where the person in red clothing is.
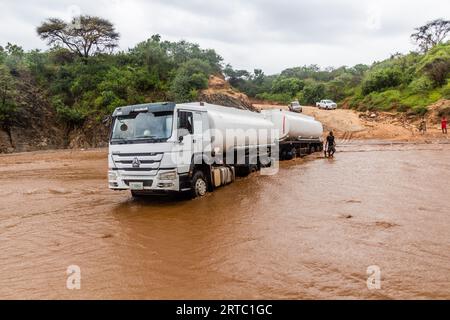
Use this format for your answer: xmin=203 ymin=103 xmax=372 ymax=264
xmin=442 ymin=116 xmax=448 ymax=134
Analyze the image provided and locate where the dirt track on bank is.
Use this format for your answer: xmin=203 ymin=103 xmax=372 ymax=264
xmin=253 ymin=104 xmax=450 ymax=142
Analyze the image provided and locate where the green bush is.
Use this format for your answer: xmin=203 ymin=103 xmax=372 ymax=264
xmin=170 ymin=59 xmax=210 ymax=102
xmin=408 ymin=76 xmax=433 ymax=94
xmin=0 ymin=46 xmax=6 ymax=64
xmin=422 ymin=58 xmax=450 ymax=87
xmin=440 ymin=80 xmax=450 ymax=99
xmin=271 ymin=77 xmax=304 ymax=96
xmin=300 ymin=81 xmax=326 ymax=105
xmin=325 ymin=78 xmax=346 ymax=102
xmin=400 ymin=90 xmax=442 ymax=108
xmin=360 ymin=90 xmax=401 ymax=111
xmin=411 ymin=106 xmax=428 ymax=116
xmin=417 ymin=43 xmax=450 ymax=87
xmin=3 ymin=43 xmax=25 ymax=75
xmin=396 ymin=105 xmax=409 ymax=112
xmin=255 ymin=92 xmax=292 ymax=104
xmin=53 ymin=97 xmax=87 ymax=124
xmin=0 ymin=65 xmax=18 ymax=122
xmin=362 ymin=68 xmax=402 ymax=95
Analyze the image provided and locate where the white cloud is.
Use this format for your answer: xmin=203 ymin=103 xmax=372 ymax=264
xmin=0 ymin=0 xmax=448 ymax=74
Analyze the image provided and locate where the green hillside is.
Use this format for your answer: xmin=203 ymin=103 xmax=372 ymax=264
xmin=0 ymin=16 xmax=449 ymax=132
xmin=0 ymin=35 xmax=223 ymax=126
xmin=229 ymin=43 xmax=450 ymax=115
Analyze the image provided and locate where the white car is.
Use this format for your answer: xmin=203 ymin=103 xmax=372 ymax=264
xmin=289 ymin=101 xmax=302 ymax=113
xmin=316 ymin=100 xmax=337 ymax=110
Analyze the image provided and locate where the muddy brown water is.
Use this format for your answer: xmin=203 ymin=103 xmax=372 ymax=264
xmin=0 ymin=142 xmax=449 ymax=299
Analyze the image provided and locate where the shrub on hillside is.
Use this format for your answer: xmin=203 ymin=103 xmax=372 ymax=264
xmin=417 ymin=43 xmax=450 ymax=87
xmin=400 ymin=91 xmax=442 ymax=108
xmin=408 ymin=76 xmax=433 ymax=94
xmin=441 ymin=81 xmax=450 ymax=99
xmin=300 ymin=81 xmax=326 ymax=105
xmin=410 ymin=106 xmax=428 ymax=116
xmin=422 ymin=57 xmax=450 ymax=87
xmin=362 ymin=90 xmax=401 ymax=111
xmin=361 ymin=68 xmax=402 ymax=95
xmin=53 ymin=96 xmax=87 ymax=125
xmin=170 ymin=59 xmax=210 ymax=102
xmin=255 ymin=92 xmax=292 ymax=104
xmin=0 ymin=65 xmax=18 ymax=122
xmin=271 ymin=77 xmax=304 ymax=96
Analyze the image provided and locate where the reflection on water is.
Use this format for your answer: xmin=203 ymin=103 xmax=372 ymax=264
xmin=0 ymin=143 xmax=449 ymax=299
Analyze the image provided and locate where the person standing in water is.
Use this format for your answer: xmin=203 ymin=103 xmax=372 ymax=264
xmin=325 ymin=131 xmax=336 ymax=158
xmin=442 ymin=116 xmax=448 ymax=134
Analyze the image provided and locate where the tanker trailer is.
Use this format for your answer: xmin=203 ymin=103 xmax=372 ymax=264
xmin=206 ymin=103 xmax=275 ymax=174
xmin=262 ymin=109 xmax=323 ymax=160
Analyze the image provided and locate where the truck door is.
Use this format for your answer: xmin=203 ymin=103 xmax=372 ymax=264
xmin=176 ymin=110 xmax=203 ymax=173
xmin=192 ymin=112 xmax=204 ymax=155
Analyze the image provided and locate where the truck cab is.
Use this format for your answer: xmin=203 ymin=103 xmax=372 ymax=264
xmin=108 ymin=102 xmax=213 ymax=198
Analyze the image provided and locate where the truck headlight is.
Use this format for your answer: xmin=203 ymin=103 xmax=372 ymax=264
xmin=159 ymin=171 xmax=177 ymax=181
xmin=108 ymin=171 xmax=118 ymax=181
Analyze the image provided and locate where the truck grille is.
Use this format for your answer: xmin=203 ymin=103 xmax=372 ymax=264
xmin=123 ymin=180 xmax=153 ymax=187
xmin=111 ymin=152 xmax=163 ymax=175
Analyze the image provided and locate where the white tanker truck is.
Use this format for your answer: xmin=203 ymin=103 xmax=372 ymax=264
xmin=108 ymin=102 xmax=323 ymax=198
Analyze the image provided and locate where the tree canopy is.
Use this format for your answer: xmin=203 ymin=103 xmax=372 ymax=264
xmin=37 ymin=15 xmax=120 ymax=58
xmin=411 ymin=18 xmax=450 ymax=52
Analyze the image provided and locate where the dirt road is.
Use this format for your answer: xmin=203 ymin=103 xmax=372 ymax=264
xmin=1 ymin=143 xmax=449 ymax=299
xmin=253 ymin=104 xmax=450 ymax=142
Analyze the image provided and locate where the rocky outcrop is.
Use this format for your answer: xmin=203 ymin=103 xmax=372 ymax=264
xmin=0 ymin=72 xmax=112 ymax=154
xmin=198 ymin=75 xmax=258 ymax=112
xmin=0 ymin=73 xmax=65 ymax=153
xmin=0 ymin=129 xmax=13 ymax=153
xmin=67 ymin=117 xmax=111 ymax=149
xmin=426 ymin=99 xmax=450 ymax=124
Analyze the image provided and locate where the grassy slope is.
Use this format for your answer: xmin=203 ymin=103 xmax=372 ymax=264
xmin=346 ymin=43 xmax=450 ymax=114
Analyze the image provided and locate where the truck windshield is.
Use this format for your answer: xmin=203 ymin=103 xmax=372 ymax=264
xmin=111 ymin=111 xmax=173 ymax=144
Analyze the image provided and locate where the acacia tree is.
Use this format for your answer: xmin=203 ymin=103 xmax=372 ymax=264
xmin=411 ymin=18 xmax=450 ymax=52
xmin=37 ymin=15 xmax=119 ymax=59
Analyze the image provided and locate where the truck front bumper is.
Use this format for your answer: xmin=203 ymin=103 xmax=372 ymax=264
xmin=108 ymin=170 xmax=181 ymax=192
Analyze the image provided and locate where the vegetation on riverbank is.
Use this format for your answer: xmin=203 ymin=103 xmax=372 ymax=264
xmin=227 ymin=19 xmax=450 ymax=114
xmin=0 ymin=16 xmax=449 ymax=130
xmin=228 ymin=42 xmax=449 ymax=115
xmin=0 ymin=33 xmax=223 ymax=126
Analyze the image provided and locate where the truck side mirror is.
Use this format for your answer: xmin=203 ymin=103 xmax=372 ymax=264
xmin=178 ymin=128 xmax=190 ymax=143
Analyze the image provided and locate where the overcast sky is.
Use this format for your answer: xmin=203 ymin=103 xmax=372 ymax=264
xmin=1 ymin=0 xmax=448 ymax=74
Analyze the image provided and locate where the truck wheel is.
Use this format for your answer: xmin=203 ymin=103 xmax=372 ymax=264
xmin=286 ymin=147 xmax=297 ymax=160
xmin=191 ymin=171 xmax=208 ymax=198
